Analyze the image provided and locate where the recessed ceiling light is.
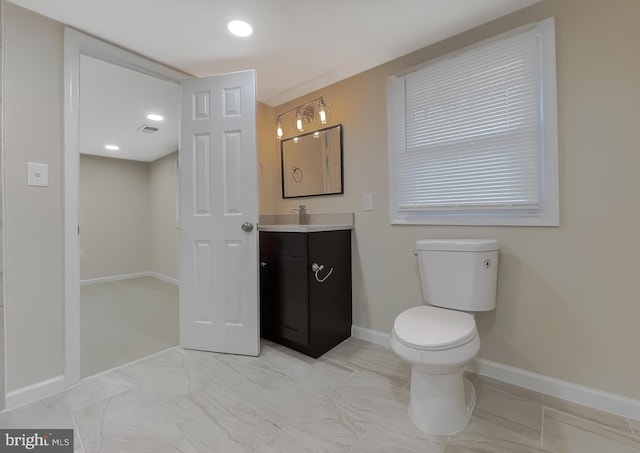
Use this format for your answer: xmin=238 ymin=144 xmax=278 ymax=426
xmin=227 ymin=20 xmax=253 ymax=37
xmin=147 ymin=113 xmax=164 ymax=121
xmin=105 ymin=144 xmax=120 ymax=151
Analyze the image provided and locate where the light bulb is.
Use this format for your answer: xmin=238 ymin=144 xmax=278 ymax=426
xmin=276 ymin=119 xmax=283 ymax=140
xmin=319 ymin=109 xmax=327 ymax=124
xmin=295 ymin=110 xmax=304 ymax=131
xmin=317 ymin=98 xmax=327 ymax=124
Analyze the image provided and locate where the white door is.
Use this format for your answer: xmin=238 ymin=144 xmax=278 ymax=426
xmin=179 ymin=69 xmax=259 ymax=356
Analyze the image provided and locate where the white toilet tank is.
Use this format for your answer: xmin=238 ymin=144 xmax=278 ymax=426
xmin=416 ymin=239 xmax=499 ymax=312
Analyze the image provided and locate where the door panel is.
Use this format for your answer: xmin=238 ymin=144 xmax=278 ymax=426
xmin=180 ymin=70 xmax=259 ymax=355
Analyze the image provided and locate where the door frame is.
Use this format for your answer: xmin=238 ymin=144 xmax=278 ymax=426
xmin=63 ymin=28 xmax=189 ymax=387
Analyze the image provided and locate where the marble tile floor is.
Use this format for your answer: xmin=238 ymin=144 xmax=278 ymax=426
xmin=0 ymin=337 xmax=638 ymax=453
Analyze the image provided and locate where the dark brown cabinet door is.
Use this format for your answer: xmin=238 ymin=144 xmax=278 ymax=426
xmin=259 ymin=230 xmax=351 ymax=358
xmin=260 ymin=232 xmax=309 ymax=345
xmin=307 ymin=231 xmax=352 ymax=354
xmin=275 ymin=255 xmax=309 ymax=345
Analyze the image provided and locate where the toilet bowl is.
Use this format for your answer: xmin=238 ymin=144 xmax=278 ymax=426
xmin=391 ymin=239 xmax=499 ymax=436
xmin=391 ymin=306 xmax=480 ymax=435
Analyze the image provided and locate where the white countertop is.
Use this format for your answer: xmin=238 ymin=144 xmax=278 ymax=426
xmin=258 ymin=224 xmax=353 ymax=233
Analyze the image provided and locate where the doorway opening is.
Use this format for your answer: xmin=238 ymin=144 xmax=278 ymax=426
xmin=77 ymin=55 xmax=181 ymax=377
xmin=64 ymin=29 xmax=189 ymax=386
xmin=65 ymin=28 xmax=260 ymax=388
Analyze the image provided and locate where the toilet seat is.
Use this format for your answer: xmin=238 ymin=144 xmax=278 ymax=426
xmin=393 ymin=306 xmax=477 ymax=351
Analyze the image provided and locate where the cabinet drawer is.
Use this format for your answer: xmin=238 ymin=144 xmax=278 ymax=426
xmin=261 ymin=231 xmax=307 ymax=257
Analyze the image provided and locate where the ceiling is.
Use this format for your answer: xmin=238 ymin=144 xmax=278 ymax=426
xmin=79 ymin=56 xmax=180 ymax=162
xmin=10 ymin=0 xmax=540 ymax=106
xmin=10 ymin=0 xmax=541 ymax=162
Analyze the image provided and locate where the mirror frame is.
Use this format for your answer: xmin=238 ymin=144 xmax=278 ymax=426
xmin=280 ymin=124 xmax=344 ymax=199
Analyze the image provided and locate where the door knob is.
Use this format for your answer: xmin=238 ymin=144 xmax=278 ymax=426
xmin=241 ymin=222 xmax=254 ymax=232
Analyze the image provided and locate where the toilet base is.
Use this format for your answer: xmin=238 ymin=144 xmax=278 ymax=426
xmin=408 ymin=368 xmax=476 ymax=436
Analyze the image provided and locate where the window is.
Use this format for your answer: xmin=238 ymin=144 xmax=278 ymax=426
xmin=388 ymin=18 xmax=558 ymax=226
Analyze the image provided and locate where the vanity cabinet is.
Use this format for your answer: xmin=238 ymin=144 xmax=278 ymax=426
xmin=259 ymin=230 xmax=352 ymax=358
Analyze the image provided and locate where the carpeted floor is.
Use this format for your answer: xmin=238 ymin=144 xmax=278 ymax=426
xmin=80 ymin=276 xmax=179 ymax=377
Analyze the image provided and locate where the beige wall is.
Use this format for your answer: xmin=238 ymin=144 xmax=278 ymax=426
xmin=268 ymin=0 xmax=640 ymax=399
xmin=79 ymin=155 xmax=151 ymax=279
xmin=4 ymin=0 xmax=639 ymax=402
xmin=257 ymin=102 xmax=278 ymax=214
xmin=0 ymin=0 xmax=4 ymax=411
xmin=4 ymin=4 xmax=64 ymax=391
xmin=79 ymin=153 xmax=179 ymax=281
xmin=4 ymin=5 xmax=179 ymax=391
xmin=150 ymin=151 xmax=179 ymax=280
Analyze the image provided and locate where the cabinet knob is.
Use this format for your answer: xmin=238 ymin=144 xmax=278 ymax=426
xmin=260 ymin=262 xmax=267 ymax=268
xmin=241 ymin=222 xmax=254 ymax=232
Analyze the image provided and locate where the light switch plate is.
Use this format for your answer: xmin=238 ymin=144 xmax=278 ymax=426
xmin=363 ymin=193 xmax=374 ymax=211
xmin=27 ymin=162 xmax=49 ymax=187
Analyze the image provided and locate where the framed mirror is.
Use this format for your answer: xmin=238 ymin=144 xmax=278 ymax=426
xmin=281 ymin=124 xmax=343 ymax=198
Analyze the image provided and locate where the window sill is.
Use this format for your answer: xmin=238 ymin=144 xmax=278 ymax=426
xmin=391 ymin=212 xmax=559 ymax=227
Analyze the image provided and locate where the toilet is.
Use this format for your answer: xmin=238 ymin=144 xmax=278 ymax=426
xmin=391 ymin=239 xmax=499 ymax=435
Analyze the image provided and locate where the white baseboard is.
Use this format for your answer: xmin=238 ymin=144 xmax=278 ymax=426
xmin=469 ymin=358 xmax=640 ymax=421
xmin=351 ymin=325 xmax=640 ymax=420
xmin=149 ymin=272 xmax=179 ymax=286
xmin=80 ymin=271 xmax=151 ymax=285
xmin=351 ymin=325 xmax=390 ymax=347
xmin=81 ymin=271 xmax=179 ymax=286
xmin=5 ymin=375 xmax=65 ymax=411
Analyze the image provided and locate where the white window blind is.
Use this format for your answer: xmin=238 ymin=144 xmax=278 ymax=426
xmin=388 ymin=18 xmax=558 ymax=226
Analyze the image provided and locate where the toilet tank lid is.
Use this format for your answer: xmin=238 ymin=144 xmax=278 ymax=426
xmin=416 ymin=239 xmax=499 ymax=252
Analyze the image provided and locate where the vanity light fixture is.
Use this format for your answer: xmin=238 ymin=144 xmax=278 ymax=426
xmin=274 ymin=96 xmax=329 ymax=140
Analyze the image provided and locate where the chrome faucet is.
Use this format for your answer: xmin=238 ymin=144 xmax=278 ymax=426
xmin=295 ymin=205 xmax=308 ymax=225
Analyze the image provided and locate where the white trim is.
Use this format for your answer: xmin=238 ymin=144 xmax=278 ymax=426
xmin=80 ymin=272 xmax=152 ymax=286
xmin=4 ymin=375 xmax=65 ymax=411
xmin=351 ymin=325 xmax=390 ymax=347
xmin=63 ymin=28 xmax=189 ymax=389
xmin=351 ymin=325 xmax=640 ymax=420
xmin=469 ymin=358 xmax=640 ymax=421
xmin=63 ymin=26 xmax=82 ymax=390
xmin=80 ymin=271 xmax=179 ymax=286
xmin=149 ymin=272 xmax=179 ymax=286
